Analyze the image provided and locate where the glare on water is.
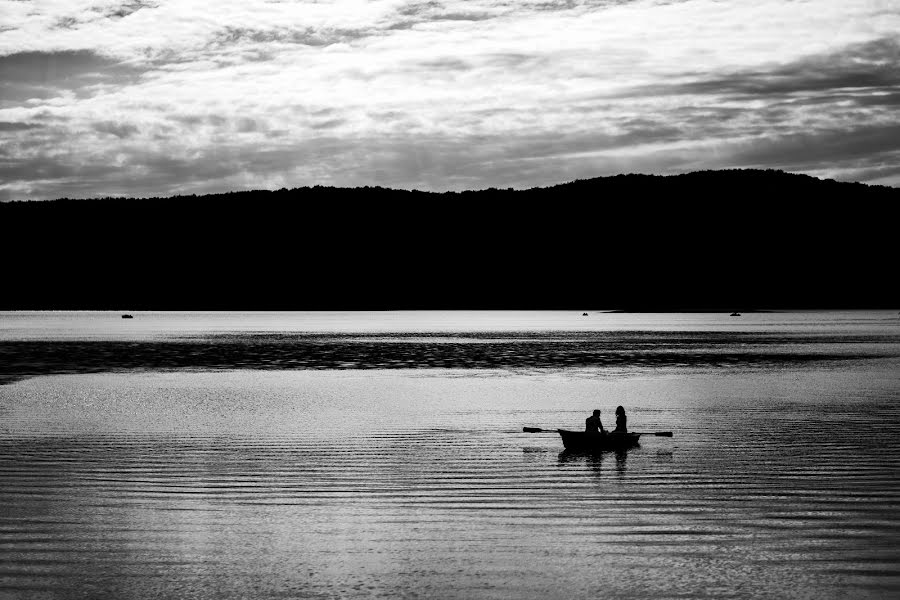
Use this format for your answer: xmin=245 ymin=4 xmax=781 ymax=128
xmin=1 ymin=309 xmax=897 ymax=340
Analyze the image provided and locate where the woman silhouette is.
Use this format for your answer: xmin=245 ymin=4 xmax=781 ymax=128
xmin=613 ymin=406 xmax=627 ymax=433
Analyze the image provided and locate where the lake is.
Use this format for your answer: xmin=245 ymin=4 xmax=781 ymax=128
xmin=1 ymin=311 xmax=899 ymax=599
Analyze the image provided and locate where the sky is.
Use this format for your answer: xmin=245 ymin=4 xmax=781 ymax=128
xmin=0 ymin=0 xmax=898 ymax=200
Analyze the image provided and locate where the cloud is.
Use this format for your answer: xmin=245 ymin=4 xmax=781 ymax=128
xmin=0 ymin=49 xmax=143 ymax=106
xmin=0 ymin=50 xmax=116 ymax=84
xmin=1 ymin=0 xmax=898 ymax=199
xmin=93 ymin=120 xmax=140 ymax=138
xmin=0 ymin=121 xmax=42 ymax=131
xmin=207 ymin=25 xmax=369 ymax=50
xmin=628 ymin=38 xmax=900 ymax=100
xmin=101 ymin=1 xmax=159 ymax=20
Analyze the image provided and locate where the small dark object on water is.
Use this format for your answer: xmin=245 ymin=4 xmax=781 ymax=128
xmin=582 ymin=312 xmax=589 ymax=316
xmin=558 ymin=430 xmax=641 ymax=452
xmin=523 ymin=427 xmax=672 ymax=453
xmin=121 ymin=314 xmax=133 ymax=319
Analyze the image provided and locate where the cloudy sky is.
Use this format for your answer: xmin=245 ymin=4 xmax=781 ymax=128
xmin=0 ymin=0 xmax=898 ymax=199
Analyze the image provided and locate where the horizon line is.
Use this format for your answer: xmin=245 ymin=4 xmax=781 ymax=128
xmin=5 ymin=168 xmax=898 ymax=203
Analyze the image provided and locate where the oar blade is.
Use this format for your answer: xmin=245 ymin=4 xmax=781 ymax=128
xmin=653 ymin=431 xmax=673 ymax=437
xmin=522 ymin=427 xmax=545 ymax=433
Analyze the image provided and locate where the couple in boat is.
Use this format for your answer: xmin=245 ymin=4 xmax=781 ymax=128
xmin=585 ymin=406 xmax=627 ymax=435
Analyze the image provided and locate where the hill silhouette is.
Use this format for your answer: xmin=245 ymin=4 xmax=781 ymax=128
xmin=1 ymin=169 xmax=897 ymax=310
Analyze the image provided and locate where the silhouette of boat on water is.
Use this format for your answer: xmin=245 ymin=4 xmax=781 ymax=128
xmin=557 ymin=430 xmax=641 ymax=452
xmin=121 ymin=314 xmax=133 ymax=319
xmin=524 ymin=427 xmax=670 ymax=451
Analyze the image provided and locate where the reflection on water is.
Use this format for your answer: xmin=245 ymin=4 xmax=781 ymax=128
xmin=2 ymin=366 xmax=900 ymax=599
xmin=3 ymin=329 xmax=900 ymax=385
xmin=2 ymin=310 xmax=898 ymax=340
xmin=558 ymin=448 xmax=630 ymax=477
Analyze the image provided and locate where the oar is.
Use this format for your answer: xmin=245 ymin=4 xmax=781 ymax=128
xmin=523 ymin=427 xmax=672 ymax=437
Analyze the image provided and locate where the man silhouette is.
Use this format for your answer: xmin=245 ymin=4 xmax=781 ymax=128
xmin=585 ymin=409 xmax=605 ymax=434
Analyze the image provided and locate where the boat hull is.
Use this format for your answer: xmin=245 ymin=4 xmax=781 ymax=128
xmin=557 ymin=430 xmax=641 ymax=452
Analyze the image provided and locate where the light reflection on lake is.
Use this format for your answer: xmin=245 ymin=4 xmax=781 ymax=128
xmin=1 ymin=309 xmax=898 ymax=340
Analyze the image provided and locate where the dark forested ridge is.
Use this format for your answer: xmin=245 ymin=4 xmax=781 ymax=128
xmin=2 ymin=169 xmax=897 ymax=310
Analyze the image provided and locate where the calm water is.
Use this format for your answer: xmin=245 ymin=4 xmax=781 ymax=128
xmin=1 ymin=311 xmax=899 ymax=599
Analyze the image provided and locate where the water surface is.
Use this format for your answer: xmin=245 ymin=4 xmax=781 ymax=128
xmin=1 ymin=311 xmax=899 ymax=599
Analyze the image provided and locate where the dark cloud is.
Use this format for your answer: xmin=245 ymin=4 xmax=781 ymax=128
xmin=829 ymin=163 xmax=900 ymax=186
xmin=387 ymin=0 xmax=495 ymax=30
xmin=235 ymin=118 xmax=259 ymax=133
xmin=843 ymin=91 xmax=900 ymax=108
xmin=0 ymin=122 xmax=42 ymax=131
xmin=395 ymin=0 xmax=492 ymax=20
xmin=412 ymin=52 xmax=541 ymax=75
xmin=725 ymin=123 xmax=900 ymax=170
xmin=573 ymin=36 xmax=900 ymax=182
xmin=170 ymin=115 xmax=207 ymax=128
xmin=169 ymin=114 xmax=291 ymax=134
xmin=495 ymin=126 xmax=686 ymax=163
xmin=417 ymin=57 xmax=471 ymax=71
xmin=53 ymin=16 xmax=81 ymax=30
xmin=47 ymin=2 xmax=158 ymax=30
xmin=367 ymin=110 xmax=409 ymax=122
xmin=760 ymin=90 xmax=900 ymax=110
xmin=397 ymin=1 xmax=446 ymax=16
xmin=485 ymin=53 xmax=543 ymax=69
xmin=627 ymin=38 xmax=900 ymax=101
xmin=102 ymin=1 xmax=158 ymax=20
xmin=0 ymin=155 xmax=117 ymax=185
xmin=309 ymin=118 xmax=346 ymax=130
xmin=0 ymin=50 xmax=143 ymax=106
xmin=93 ymin=121 xmax=140 ymax=138
xmin=0 ymin=50 xmax=111 ymax=84
xmin=530 ymin=0 xmax=580 ymax=10
xmin=431 ymin=12 xmax=493 ymax=21
xmin=209 ymin=25 xmax=366 ymax=49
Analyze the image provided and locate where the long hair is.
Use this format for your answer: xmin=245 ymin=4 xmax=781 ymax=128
xmin=615 ymin=405 xmax=624 ymax=416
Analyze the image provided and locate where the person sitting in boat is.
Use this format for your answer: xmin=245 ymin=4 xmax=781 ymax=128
xmin=613 ymin=405 xmax=627 ymax=433
xmin=585 ymin=409 xmax=606 ymax=435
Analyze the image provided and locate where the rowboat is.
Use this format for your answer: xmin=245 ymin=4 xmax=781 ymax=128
xmin=557 ymin=429 xmax=641 ymax=452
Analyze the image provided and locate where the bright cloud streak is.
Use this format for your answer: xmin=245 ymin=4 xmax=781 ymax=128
xmin=0 ymin=0 xmax=898 ymax=199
